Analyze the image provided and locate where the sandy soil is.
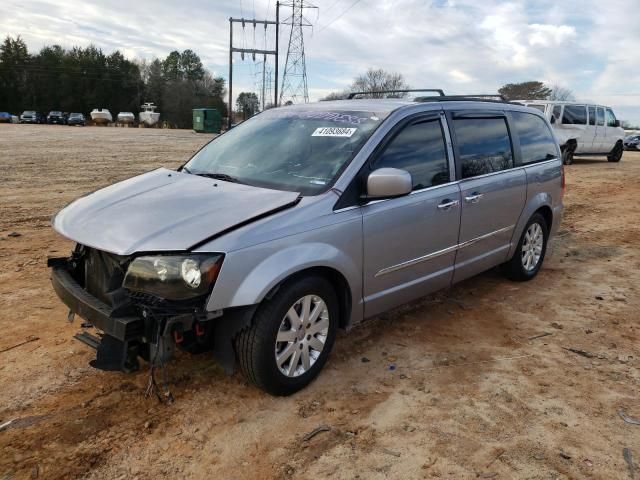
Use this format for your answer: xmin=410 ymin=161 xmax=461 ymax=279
xmin=0 ymin=124 xmax=638 ymax=480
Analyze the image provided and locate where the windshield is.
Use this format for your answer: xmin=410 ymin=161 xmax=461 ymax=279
xmin=69 ymin=113 xmax=82 ymax=118
xmin=50 ymin=111 xmax=61 ymax=115
xmin=184 ymin=108 xmax=386 ymax=195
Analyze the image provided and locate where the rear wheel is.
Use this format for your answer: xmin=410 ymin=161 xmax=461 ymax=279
xmin=561 ymin=143 xmax=575 ymax=165
xmin=235 ymin=276 xmax=338 ymax=396
xmin=501 ymin=213 xmax=549 ymax=281
xmin=607 ymin=141 xmax=623 ymax=162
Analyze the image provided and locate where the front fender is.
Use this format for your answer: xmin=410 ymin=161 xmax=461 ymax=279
xmin=206 ymin=225 xmax=363 ymax=324
xmin=237 ymin=242 xmax=359 ymax=306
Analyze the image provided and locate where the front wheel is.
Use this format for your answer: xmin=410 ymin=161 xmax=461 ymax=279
xmin=235 ymin=276 xmax=338 ymax=396
xmin=607 ymin=141 xmax=623 ymax=162
xmin=501 ymin=213 xmax=549 ymax=281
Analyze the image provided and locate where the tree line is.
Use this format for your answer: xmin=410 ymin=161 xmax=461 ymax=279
xmin=0 ymin=36 xmax=227 ymax=128
xmin=320 ymin=70 xmax=575 ymax=104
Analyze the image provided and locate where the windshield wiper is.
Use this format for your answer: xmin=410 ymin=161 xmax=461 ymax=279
xmin=192 ymin=172 xmax=241 ymax=183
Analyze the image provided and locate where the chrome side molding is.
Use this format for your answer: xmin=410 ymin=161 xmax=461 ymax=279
xmin=375 ymin=225 xmax=515 ymax=277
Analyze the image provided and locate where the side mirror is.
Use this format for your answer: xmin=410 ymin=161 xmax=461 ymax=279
xmin=614 ymin=120 xmax=621 ymax=128
xmin=550 ymin=115 xmax=556 ymax=124
xmin=365 ymin=168 xmax=412 ymax=199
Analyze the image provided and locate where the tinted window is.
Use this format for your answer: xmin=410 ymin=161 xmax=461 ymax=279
xmin=373 ymin=119 xmax=449 ymax=190
xmin=588 ymin=106 xmax=596 ymax=126
xmin=453 ymin=117 xmax=513 ymax=178
xmin=606 ymin=108 xmax=617 ymax=127
xmin=562 ymin=105 xmax=587 ymax=125
xmin=552 ymin=105 xmax=562 ymax=122
xmin=512 ymin=112 xmax=557 ymax=164
xmin=597 ymin=107 xmax=605 ymax=126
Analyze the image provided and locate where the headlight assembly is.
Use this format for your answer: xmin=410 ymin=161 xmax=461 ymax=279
xmin=123 ymin=254 xmax=223 ymax=300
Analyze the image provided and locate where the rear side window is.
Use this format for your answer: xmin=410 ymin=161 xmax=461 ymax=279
xmin=606 ymin=109 xmax=617 ymax=127
xmin=373 ymin=119 xmax=449 ymax=190
xmin=588 ymin=106 xmax=596 ymax=126
xmin=597 ymin=107 xmax=605 ymax=126
xmin=453 ymin=117 xmax=513 ymax=178
xmin=562 ymin=105 xmax=587 ymax=125
xmin=512 ymin=112 xmax=557 ymax=164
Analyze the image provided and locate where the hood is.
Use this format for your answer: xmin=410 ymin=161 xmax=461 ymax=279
xmin=53 ymin=168 xmax=300 ymax=255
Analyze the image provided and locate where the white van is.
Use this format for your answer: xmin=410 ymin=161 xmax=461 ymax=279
xmin=515 ymin=100 xmax=625 ymax=164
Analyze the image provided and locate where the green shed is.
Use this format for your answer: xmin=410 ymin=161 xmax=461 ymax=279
xmin=193 ymin=108 xmax=221 ymax=133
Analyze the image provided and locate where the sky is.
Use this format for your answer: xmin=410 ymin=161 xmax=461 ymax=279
xmin=1 ymin=0 xmax=639 ymax=125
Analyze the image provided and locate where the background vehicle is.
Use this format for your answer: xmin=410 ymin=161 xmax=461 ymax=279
xmin=49 ymin=92 xmax=564 ymax=395
xmin=516 ymin=100 xmax=625 ymax=164
xmin=67 ymin=113 xmax=86 ymax=126
xmin=20 ymin=110 xmax=39 ymax=123
xmin=623 ymin=133 xmax=640 ymax=151
xmin=90 ymin=108 xmax=112 ymax=125
xmin=47 ymin=111 xmax=66 ymax=125
xmin=0 ymin=112 xmax=12 ymax=123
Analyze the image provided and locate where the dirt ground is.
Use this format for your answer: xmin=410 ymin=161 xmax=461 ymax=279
xmin=0 ymin=124 xmax=638 ymax=480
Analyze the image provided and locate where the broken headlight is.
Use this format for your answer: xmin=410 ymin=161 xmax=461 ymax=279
xmin=123 ymin=254 xmax=223 ymax=301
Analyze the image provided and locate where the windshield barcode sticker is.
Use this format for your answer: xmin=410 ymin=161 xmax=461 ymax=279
xmin=312 ymin=127 xmax=357 ymax=137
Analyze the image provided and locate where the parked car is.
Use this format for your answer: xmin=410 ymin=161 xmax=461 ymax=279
xmin=48 ymin=92 xmax=564 ymax=395
xmin=47 ymin=111 xmax=66 ymax=124
xmin=623 ymin=134 xmax=640 ymax=151
xmin=67 ymin=112 xmax=86 ymax=126
xmin=0 ymin=112 xmax=12 ymax=123
xmin=515 ymin=100 xmax=625 ymax=165
xmin=20 ymin=110 xmax=39 ymax=124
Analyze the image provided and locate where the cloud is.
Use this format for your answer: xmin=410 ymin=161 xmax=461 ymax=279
xmin=528 ymin=24 xmax=576 ymax=47
xmin=0 ymin=0 xmax=639 ymax=123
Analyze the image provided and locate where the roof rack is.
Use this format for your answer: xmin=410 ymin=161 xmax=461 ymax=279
xmin=414 ymin=94 xmax=510 ymax=103
xmin=347 ymin=89 xmax=445 ymax=99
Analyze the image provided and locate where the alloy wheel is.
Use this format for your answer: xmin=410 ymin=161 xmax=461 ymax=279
xmin=521 ymin=223 xmax=544 ymax=271
xmin=275 ymin=295 xmax=330 ymax=377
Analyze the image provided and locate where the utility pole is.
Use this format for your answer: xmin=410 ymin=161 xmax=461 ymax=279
xmin=261 ymin=57 xmax=266 ymax=110
xmin=279 ymin=0 xmax=316 ymax=105
xmin=228 ymin=10 xmax=279 ymax=129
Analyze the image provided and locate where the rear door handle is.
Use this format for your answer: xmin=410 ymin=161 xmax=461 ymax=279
xmin=464 ymin=192 xmax=484 ymax=203
xmin=437 ymin=199 xmax=460 ymax=210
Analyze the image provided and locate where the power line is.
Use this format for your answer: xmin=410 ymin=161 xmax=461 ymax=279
xmin=321 ymin=0 xmax=342 ymax=19
xmin=316 ymin=0 xmax=361 ymax=32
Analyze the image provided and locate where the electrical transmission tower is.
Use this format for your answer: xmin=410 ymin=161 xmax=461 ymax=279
xmin=279 ymin=0 xmax=317 ymax=105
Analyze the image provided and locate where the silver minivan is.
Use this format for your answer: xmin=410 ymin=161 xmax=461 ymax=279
xmin=49 ymin=92 xmax=564 ymax=395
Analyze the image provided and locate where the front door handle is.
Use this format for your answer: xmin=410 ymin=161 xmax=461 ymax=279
xmin=464 ymin=192 xmax=484 ymax=203
xmin=437 ymin=199 xmax=460 ymax=210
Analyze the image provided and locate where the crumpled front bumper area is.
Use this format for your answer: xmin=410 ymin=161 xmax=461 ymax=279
xmin=50 ymin=261 xmax=143 ymax=341
xmin=48 ymin=250 xmax=257 ymax=376
xmin=48 ymin=257 xmax=145 ymax=372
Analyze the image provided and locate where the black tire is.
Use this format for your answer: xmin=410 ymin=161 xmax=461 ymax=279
xmin=235 ymin=276 xmax=338 ymax=396
xmin=562 ymin=144 xmax=574 ymax=165
xmin=501 ymin=213 xmax=549 ymax=282
xmin=607 ymin=141 xmax=623 ymax=162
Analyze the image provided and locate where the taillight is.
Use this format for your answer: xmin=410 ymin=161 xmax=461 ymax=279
xmin=560 ymin=164 xmax=566 ymax=199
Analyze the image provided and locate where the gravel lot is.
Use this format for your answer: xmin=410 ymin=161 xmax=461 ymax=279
xmin=0 ymin=124 xmax=639 ymax=479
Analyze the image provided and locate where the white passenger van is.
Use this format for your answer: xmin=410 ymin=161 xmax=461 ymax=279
xmin=516 ymin=101 xmax=625 ymax=165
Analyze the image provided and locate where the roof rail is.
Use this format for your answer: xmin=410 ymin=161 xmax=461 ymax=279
xmin=347 ymin=89 xmax=445 ymax=99
xmin=414 ymin=94 xmax=510 ymax=104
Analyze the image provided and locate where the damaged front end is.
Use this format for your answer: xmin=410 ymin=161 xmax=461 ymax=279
xmin=48 ymin=245 xmax=228 ymax=373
